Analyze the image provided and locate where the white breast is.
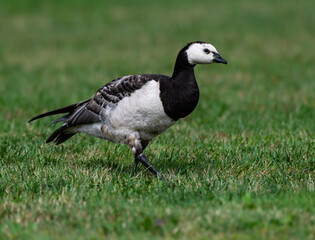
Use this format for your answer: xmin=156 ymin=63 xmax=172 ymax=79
xmin=110 ymin=80 xmax=175 ymax=140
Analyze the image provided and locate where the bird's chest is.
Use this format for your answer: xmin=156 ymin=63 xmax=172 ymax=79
xmin=108 ymin=81 xmax=175 ymax=141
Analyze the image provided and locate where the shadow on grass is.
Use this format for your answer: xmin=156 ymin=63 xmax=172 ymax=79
xmin=72 ymin=150 xmax=209 ymax=178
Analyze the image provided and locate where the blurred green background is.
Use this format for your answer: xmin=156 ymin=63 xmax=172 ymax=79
xmin=1 ymin=0 xmax=314 ymax=239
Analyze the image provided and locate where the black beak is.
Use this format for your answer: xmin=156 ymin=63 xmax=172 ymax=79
xmin=213 ymin=53 xmax=227 ymax=64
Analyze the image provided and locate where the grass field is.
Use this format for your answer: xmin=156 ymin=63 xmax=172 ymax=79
xmin=1 ymin=0 xmax=314 ymax=239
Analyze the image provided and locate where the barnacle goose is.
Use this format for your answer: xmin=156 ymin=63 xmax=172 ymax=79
xmin=29 ymin=41 xmax=227 ymax=180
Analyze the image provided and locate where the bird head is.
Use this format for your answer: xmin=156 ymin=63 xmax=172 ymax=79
xmin=185 ymin=41 xmax=227 ymax=65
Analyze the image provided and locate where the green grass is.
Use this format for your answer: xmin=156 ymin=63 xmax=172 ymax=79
xmin=1 ymin=0 xmax=314 ymax=239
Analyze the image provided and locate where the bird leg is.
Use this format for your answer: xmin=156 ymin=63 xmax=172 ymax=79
xmin=135 ymin=154 xmax=165 ymax=181
xmin=128 ymin=132 xmax=142 ymax=176
xmin=128 ymin=133 xmax=165 ymax=180
xmin=132 ymin=156 xmax=139 ymax=176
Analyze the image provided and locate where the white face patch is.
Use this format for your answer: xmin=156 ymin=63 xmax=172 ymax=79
xmin=186 ymin=43 xmax=218 ymax=65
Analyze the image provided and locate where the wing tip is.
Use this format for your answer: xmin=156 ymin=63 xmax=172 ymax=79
xmin=28 ymin=116 xmax=39 ymax=123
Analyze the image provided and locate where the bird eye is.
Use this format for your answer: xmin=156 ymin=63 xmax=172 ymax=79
xmin=203 ymin=48 xmax=210 ymax=54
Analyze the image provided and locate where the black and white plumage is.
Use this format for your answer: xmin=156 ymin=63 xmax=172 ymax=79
xmin=29 ymin=41 xmax=227 ymax=179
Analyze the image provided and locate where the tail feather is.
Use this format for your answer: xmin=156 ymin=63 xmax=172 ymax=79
xmin=29 ymin=99 xmax=90 ymax=145
xmin=55 ymin=133 xmax=76 ymax=145
xmin=46 ymin=125 xmax=67 ymax=143
xmin=46 ymin=125 xmax=76 ymax=145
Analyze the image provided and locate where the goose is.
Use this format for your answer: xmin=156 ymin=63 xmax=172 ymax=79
xmin=29 ymin=41 xmax=227 ymax=180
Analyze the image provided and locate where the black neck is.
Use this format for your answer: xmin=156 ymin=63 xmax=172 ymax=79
xmin=172 ymin=49 xmax=195 ymax=78
xmin=159 ymin=51 xmax=199 ymax=121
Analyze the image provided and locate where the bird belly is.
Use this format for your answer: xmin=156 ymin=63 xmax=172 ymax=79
xmin=68 ymin=122 xmax=126 ymax=144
